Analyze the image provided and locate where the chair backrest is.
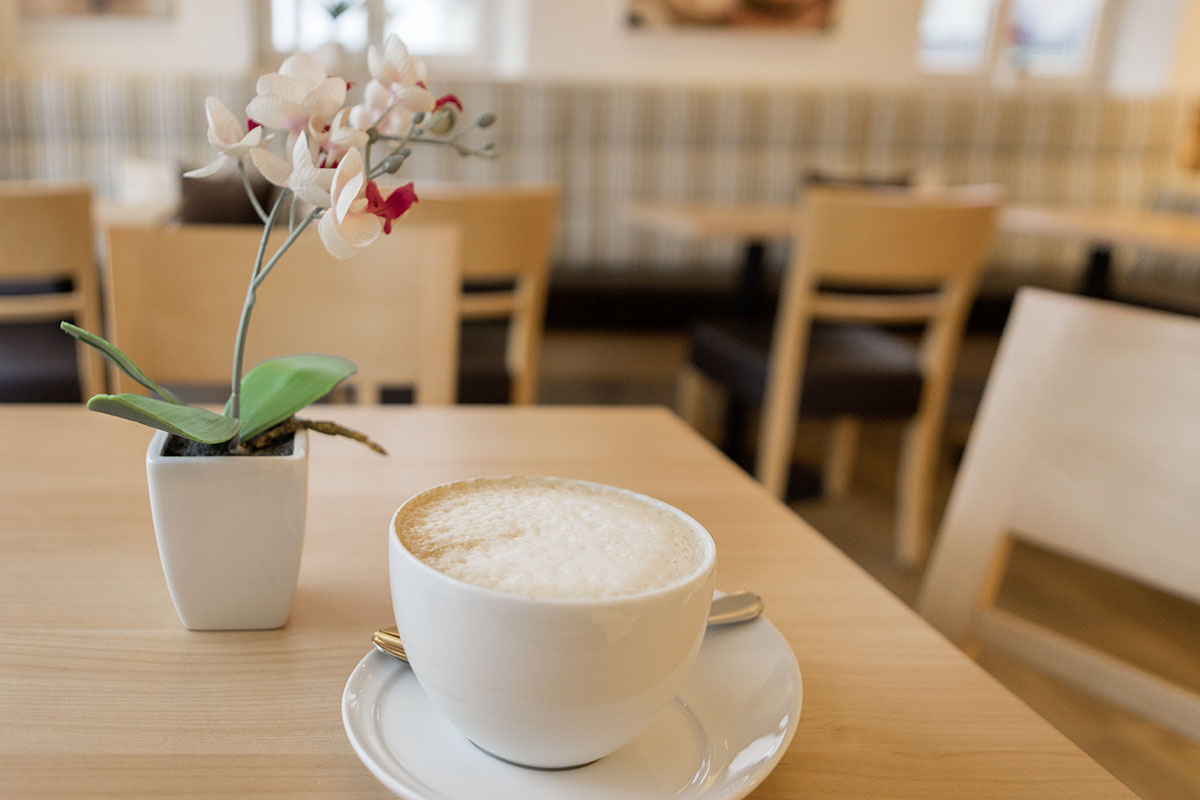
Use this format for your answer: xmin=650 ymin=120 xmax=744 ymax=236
xmin=918 ymin=288 xmax=1200 ymax=741
xmin=0 ymin=182 xmax=105 ymax=396
xmin=795 ymin=184 xmax=1000 ymax=286
xmin=105 ymin=223 xmax=461 ymax=404
xmin=401 ymin=183 xmax=559 ymax=404
xmin=757 ymin=185 xmax=1000 ymax=493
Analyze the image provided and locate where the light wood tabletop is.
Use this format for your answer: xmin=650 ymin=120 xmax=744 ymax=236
xmin=999 ymin=204 xmax=1200 ymax=254
xmin=627 ymin=200 xmax=1200 ymax=254
xmin=0 ymin=406 xmax=1134 ymax=798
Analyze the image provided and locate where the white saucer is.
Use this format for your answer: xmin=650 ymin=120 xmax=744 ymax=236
xmin=342 ymin=613 xmax=802 ymax=800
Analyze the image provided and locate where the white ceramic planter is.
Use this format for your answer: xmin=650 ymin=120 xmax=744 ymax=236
xmin=146 ymin=429 xmax=309 ymax=630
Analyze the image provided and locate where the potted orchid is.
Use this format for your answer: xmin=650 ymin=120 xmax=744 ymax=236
xmin=60 ymin=35 xmax=495 ymax=631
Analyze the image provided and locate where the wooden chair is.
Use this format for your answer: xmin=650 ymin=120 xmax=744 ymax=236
xmin=402 ymin=184 xmax=558 ymax=404
xmin=917 ymin=288 xmax=1200 ymax=742
xmin=0 ymin=182 xmax=105 ymax=401
xmin=104 ymin=223 xmax=461 ymax=404
xmin=678 ymin=186 xmax=999 ymax=566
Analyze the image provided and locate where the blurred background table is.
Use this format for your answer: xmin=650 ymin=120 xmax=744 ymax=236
xmin=627 ymin=202 xmax=794 ymax=318
xmin=627 ymin=200 xmax=1200 ymax=303
xmin=0 ymin=406 xmax=1133 ymax=798
xmin=1000 ymin=204 xmax=1200 ymax=298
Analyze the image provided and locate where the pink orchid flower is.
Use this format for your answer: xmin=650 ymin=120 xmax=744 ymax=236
xmin=246 ymin=53 xmax=347 ymax=139
xmin=348 ymin=79 xmax=411 ymax=137
xmin=365 ymin=180 xmax=417 ymax=235
xmin=308 ymin=108 xmax=370 ymax=169
xmin=366 ymin=34 xmax=436 ymax=116
xmin=318 ymin=148 xmax=418 ymax=259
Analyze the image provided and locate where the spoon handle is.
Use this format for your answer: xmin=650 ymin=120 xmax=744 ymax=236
xmin=373 ymin=627 xmax=407 ymax=661
xmin=707 ymin=590 xmax=765 ymax=626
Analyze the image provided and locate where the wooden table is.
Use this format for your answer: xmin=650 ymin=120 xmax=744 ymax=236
xmin=0 ymin=406 xmax=1132 ymax=798
xmin=1000 ymin=204 xmax=1200 ymax=298
xmin=628 ymin=202 xmax=796 ymax=318
xmin=627 ymin=200 xmax=1200 ymax=300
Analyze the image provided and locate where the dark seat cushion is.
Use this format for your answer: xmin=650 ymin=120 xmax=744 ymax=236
xmin=177 ymin=166 xmax=275 ymax=225
xmin=801 ymin=170 xmax=912 ymax=192
xmin=456 ymin=321 xmax=512 ymax=404
xmin=0 ymin=321 xmax=82 ymax=403
xmin=690 ymin=320 xmax=923 ymax=419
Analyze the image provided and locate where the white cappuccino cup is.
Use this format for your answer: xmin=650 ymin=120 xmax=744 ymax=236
xmin=388 ymin=475 xmax=717 ymax=769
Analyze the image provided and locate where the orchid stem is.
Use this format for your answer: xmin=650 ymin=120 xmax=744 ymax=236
xmin=251 ymin=209 xmax=321 ymax=292
xmin=239 ymin=161 xmax=269 ymax=225
xmin=227 ymin=190 xmax=287 ymax=440
xmin=370 ymin=101 xmax=401 ymax=132
xmin=366 ymin=151 xmax=408 ymax=180
xmin=405 ymin=135 xmax=498 ymax=158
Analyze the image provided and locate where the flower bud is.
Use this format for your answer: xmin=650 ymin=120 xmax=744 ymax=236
xmin=383 ymin=150 xmax=410 ymax=174
xmin=429 ymin=107 xmax=456 ymax=135
xmin=475 ymin=112 xmax=497 ymax=129
xmin=412 ymin=111 xmax=426 ymax=125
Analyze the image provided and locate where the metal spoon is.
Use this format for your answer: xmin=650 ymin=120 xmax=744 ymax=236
xmin=372 ymin=590 xmax=765 ymax=663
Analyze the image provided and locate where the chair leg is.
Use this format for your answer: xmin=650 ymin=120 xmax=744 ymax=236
xmin=822 ymin=416 xmax=860 ymax=501
xmin=895 ymin=413 xmax=942 ymax=569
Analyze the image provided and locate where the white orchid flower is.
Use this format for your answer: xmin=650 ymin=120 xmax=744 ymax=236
xmin=308 ymin=108 xmax=370 ymax=168
xmin=183 ymin=97 xmax=267 ymax=178
xmin=366 ymin=34 xmax=435 ymax=116
xmin=250 ymin=132 xmax=333 ymax=208
xmin=318 ymin=148 xmax=417 ymax=259
xmin=318 ymin=149 xmax=378 ymax=259
xmin=348 ymin=79 xmax=412 ymax=137
xmin=246 ymin=53 xmax=347 ymax=137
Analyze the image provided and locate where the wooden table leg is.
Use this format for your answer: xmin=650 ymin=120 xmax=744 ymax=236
xmin=1080 ymin=244 xmax=1114 ymax=299
xmin=736 ymin=240 xmax=769 ymax=320
xmin=722 ymin=395 xmax=750 ymax=466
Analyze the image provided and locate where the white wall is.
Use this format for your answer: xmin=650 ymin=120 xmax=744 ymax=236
xmin=1104 ymin=0 xmax=1188 ymax=95
xmin=0 ymin=0 xmax=1195 ymax=96
xmin=1173 ymin=0 xmax=1200 ymax=94
xmin=516 ymin=0 xmax=926 ymax=87
xmin=516 ymin=0 xmax=1193 ymax=94
xmin=0 ymin=0 xmax=256 ymax=73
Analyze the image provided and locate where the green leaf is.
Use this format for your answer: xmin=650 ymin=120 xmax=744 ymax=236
xmin=235 ymin=354 xmax=357 ymax=440
xmin=87 ymin=394 xmax=241 ymax=444
xmin=60 ymin=322 xmax=182 ymax=405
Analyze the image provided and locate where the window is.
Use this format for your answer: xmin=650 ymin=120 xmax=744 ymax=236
xmin=918 ymin=0 xmax=1107 ymax=82
xmin=382 ymin=0 xmax=481 ymax=57
xmin=918 ymin=0 xmax=1000 ymax=74
xmin=266 ymin=0 xmax=486 ymax=62
xmin=1006 ymin=0 xmax=1105 ymax=77
xmin=270 ymin=0 xmax=369 ymax=55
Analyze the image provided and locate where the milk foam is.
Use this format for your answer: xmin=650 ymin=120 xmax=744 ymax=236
xmin=395 ymin=476 xmax=709 ymax=599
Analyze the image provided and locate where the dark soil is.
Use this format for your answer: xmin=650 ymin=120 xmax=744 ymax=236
xmin=162 ymin=433 xmax=294 ymax=458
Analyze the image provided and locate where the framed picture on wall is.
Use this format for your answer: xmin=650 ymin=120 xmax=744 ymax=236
xmin=20 ymin=0 xmax=174 ymax=16
xmin=627 ymin=0 xmax=835 ymax=30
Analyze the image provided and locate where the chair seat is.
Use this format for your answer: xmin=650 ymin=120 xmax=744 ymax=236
xmin=0 ymin=321 xmax=82 ymax=402
xmin=690 ymin=320 xmax=923 ymax=419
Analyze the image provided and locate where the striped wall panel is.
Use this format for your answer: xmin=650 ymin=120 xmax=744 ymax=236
xmin=0 ymin=73 xmax=1187 ymax=285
